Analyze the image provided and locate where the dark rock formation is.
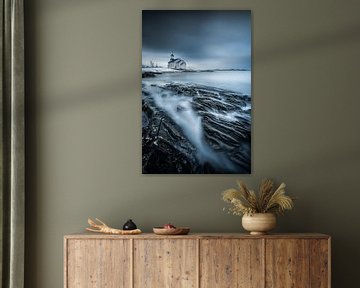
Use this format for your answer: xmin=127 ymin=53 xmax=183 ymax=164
xmin=142 ymin=82 xmax=251 ymax=174
xmin=142 ymin=71 xmax=161 ymax=78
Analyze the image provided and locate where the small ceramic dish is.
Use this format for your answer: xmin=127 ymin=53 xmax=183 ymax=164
xmin=153 ymin=227 xmax=190 ymax=235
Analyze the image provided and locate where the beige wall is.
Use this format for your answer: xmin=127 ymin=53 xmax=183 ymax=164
xmin=25 ymin=0 xmax=360 ymax=287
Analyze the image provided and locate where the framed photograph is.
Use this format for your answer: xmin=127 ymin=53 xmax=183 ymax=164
xmin=142 ymin=10 xmax=251 ymax=174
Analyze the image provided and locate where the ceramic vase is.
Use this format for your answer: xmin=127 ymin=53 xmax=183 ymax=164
xmin=242 ymin=213 xmax=276 ymax=235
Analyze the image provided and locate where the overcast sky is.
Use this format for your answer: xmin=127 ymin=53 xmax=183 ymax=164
xmin=142 ymin=10 xmax=251 ymax=70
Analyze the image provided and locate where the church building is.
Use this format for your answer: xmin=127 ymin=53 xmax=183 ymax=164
xmin=167 ymin=53 xmax=186 ymax=70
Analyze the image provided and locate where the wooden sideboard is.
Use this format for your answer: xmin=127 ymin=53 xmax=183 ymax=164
xmin=64 ymin=233 xmax=330 ymax=288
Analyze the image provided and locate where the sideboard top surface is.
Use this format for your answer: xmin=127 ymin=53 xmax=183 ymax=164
xmin=64 ymin=232 xmax=330 ymax=240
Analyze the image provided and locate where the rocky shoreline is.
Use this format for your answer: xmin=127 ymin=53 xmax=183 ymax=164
xmin=142 ymin=81 xmax=251 ymax=174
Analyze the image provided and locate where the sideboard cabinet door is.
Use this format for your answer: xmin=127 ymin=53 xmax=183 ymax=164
xmin=200 ymin=239 xmax=264 ymax=288
xmin=310 ymin=239 xmax=330 ymax=288
xmin=265 ymin=239 xmax=329 ymax=288
xmin=134 ymin=239 xmax=198 ymax=288
xmin=66 ymin=239 xmax=131 ymax=288
xmin=266 ymin=239 xmax=309 ymax=288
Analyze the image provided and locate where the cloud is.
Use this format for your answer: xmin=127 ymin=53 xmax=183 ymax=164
xmin=142 ymin=10 xmax=251 ymax=69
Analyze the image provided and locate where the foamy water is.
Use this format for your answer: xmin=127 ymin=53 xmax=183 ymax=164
xmin=145 ymin=70 xmax=251 ymax=95
xmin=150 ymin=86 xmax=236 ymax=170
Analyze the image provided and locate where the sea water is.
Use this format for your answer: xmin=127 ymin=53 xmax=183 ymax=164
xmin=144 ymin=70 xmax=251 ymax=96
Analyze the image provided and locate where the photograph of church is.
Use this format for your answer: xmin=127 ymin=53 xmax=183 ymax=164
xmin=142 ymin=10 xmax=252 ymax=174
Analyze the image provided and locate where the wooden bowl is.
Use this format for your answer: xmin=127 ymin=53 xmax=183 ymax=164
xmin=153 ymin=227 xmax=190 ymax=235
